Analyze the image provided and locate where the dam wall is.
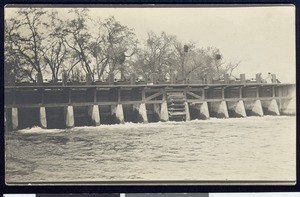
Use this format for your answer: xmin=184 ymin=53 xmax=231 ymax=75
xmin=4 ymin=78 xmax=296 ymax=131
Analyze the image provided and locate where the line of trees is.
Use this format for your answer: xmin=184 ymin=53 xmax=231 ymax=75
xmin=5 ymin=8 xmax=241 ymax=84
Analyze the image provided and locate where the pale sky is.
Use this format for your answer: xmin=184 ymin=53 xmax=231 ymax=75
xmin=5 ymin=5 xmax=296 ymax=83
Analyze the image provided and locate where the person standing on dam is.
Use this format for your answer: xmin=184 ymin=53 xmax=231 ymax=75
xmin=265 ymin=72 xmax=273 ymax=83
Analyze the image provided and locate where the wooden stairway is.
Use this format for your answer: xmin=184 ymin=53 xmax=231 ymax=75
xmin=167 ymin=92 xmax=187 ymax=121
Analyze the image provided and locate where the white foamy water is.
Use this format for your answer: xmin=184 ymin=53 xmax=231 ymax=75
xmin=5 ymin=116 xmax=296 ymax=183
xmin=17 ymin=126 xmax=65 ymax=134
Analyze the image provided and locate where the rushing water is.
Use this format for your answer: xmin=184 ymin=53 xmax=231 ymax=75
xmin=5 ymin=116 xmax=296 ymax=183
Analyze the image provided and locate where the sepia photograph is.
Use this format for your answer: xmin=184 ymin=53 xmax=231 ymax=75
xmin=4 ymin=5 xmax=296 ymax=185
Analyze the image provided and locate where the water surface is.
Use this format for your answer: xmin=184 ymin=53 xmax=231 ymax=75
xmin=5 ymin=116 xmax=296 ymax=183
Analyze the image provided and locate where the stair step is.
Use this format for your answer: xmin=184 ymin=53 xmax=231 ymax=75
xmin=168 ymin=97 xmax=185 ymax=100
xmin=169 ymin=116 xmax=186 ymax=121
xmin=167 ymin=96 xmax=185 ymax=99
xmin=168 ymin=97 xmax=186 ymax=100
xmin=168 ymin=99 xmax=186 ymax=103
xmin=168 ymin=103 xmax=185 ymax=108
xmin=168 ymin=107 xmax=185 ymax=111
xmin=166 ymin=92 xmax=188 ymax=121
xmin=169 ymin=112 xmax=187 ymax=116
xmin=168 ymin=105 xmax=185 ymax=109
xmin=168 ymin=109 xmax=185 ymax=112
xmin=167 ymin=92 xmax=184 ymax=95
xmin=167 ymin=94 xmax=185 ymax=98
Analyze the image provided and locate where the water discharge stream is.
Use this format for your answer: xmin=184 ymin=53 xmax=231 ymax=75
xmin=5 ymin=116 xmax=296 ymax=183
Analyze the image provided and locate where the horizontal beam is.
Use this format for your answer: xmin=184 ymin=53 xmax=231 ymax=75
xmin=4 ymin=100 xmax=164 ymax=109
xmin=5 ymin=96 xmax=293 ymax=109
xmin=187 ymin=96 xmax=293 ymax=103
xmin=5 ymin=83 xmax=295 ymax=90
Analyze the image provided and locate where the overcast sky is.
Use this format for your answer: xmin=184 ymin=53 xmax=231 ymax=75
xmin=5 ymin=5 xmax=296 ymax=83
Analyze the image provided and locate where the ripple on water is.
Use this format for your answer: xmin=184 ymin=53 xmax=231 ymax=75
xmin=5 ymin=116 xmax=296 ymax=182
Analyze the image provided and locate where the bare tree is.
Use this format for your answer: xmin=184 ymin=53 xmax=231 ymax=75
xmin=172 ymin=40 xmax=196 ymax=80
xmin=102 ymin=17 xmax=138 ymax=80
xmin=224 ymin=60 xmax=242 ymax=77
xmin=43 ymin=11 xmax=68 ymax=82
xmin=186 ymin=47 xmax=242 ymax=81
xmin=5 ymin=8 xmax=242 ymax=84
xmin=137 ymin=31 xmax=177 ymax=80
xmin=5 ymin=19 xmax=23 ymax=83
xmin=62 ymin=8 xmax=94 ymax=81
xmin=6 ymin=8 xmax=48 ymax=82
xmin=89 ymin=19 xmax=109 ymax=81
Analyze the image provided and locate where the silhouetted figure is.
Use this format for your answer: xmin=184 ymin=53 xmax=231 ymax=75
xmin=265 ymin=72 xmax=272 ymax=83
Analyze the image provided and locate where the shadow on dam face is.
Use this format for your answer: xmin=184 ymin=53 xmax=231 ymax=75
xmin=8 ymin=99 xmax=165 ymax=130
xmin=189 ymin=105 xmax=201 ymax=120
xmin=73 ymin=106 xmax=90 ymax=127
xmin=18 ymin=107 xmax=39 ymax=129
xmin=46 ymin=107 xmax=65 ymax=129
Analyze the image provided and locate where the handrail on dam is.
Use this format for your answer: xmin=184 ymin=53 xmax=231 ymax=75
xmin=5 ymin=72 xmax=284 ymax=87
xmin=4 ymin=82 xmax=295 ymax=89
xmin=4 ymin=73 xmax=296 ymax=131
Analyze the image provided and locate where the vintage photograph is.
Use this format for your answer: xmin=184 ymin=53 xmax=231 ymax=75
xmin=4 ymin=5 xmax=296 ymax=184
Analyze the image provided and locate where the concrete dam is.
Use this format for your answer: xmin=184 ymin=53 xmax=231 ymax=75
xmin=4 ymin=73 xmax=296 ymax=131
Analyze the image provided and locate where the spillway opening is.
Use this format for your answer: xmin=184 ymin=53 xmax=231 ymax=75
xmin=18 ymin=107 xmax=39 ymax=129
xmin=46 ymin=107 xmax=65 ymax=129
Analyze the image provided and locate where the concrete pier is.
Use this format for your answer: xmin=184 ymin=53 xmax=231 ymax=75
xmin=227 ymin=100 xmax=247 ymax=118
xmin=279 ymin=85 xmax=296 ymax=115
xmin=11 ymin=107 xmax=18 ymax=130
xmin=218 ymin=101 xmax=229 ymax=118
xmin=244 ymin=100 xmax=264 ymax=116
xmin=261 ymin=99 xmax=280 ymax=116
xmin=39 ymin=107 xmax=47 ymax=128
xmin=189 ymin=102 xmax=209 ymax=120
xmin=160 ymin=100 xmax=169 ymax=121
xmin=199 ymin=102 xmax=210 ymax=120
xmin=65 ymin=106 xmax=74 ymax=128
xmin=209 ymin=101 xmax=229 ymax=118
xmin=281 ymin=98 xmax=296 ymax=115
xmin=88 ymin=105 xmax=100 ymax=126
xmin=111 ymin=104 xmax=124 ymax=124
xmin=184 ymin=102 xmax=191 ymax=121
xmin=133 ymin=103 xmax=148 ymax=123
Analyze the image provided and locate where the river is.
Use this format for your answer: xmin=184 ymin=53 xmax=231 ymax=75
xmin=5 ymin=116 xmax=296 ymax=184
